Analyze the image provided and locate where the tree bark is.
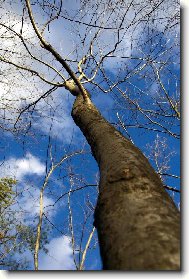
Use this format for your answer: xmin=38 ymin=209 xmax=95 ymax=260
xmin=71 ymin=93 xmax=180 ymax=270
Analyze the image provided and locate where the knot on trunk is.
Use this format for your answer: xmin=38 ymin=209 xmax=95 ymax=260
xmin=107 ymin=166 xmax=135 ymax=183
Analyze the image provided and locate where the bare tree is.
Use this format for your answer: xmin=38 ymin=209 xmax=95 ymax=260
xmin=0 ymin=177 xmax=50 ymax=270
xmin=0 ymin=0 xmax=180 ymax=270
xmin=34 ymin=147 xmax=85 ymax=270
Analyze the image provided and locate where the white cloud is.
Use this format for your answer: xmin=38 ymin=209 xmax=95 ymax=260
xmin=33 ymin=113 xmax=77 ymax=142
xmin=0 ymin=152 xmax=45 ymax=180
xmin=10 ymin=235 xmax=77 ymax=270
xmin=39 ymin=235 xmax=77 ymax=270
xmin=15 ymin=153 xmax=45 ymax=179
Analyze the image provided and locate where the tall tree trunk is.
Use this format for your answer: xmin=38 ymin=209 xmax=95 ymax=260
xmin=71 ymin=92 xmax=180 ymax=270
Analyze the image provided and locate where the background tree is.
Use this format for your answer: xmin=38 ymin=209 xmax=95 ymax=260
xmin=0 ymin=0 xmax=180 ymax=270
xmin=0 ymin=177 xmax=50 ymax=270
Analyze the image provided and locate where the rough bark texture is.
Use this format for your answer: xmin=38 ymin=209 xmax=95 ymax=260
xmin=71 ymin=93 xmax=180 ymax=271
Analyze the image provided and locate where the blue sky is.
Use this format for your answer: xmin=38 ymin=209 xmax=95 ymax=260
xmin=0 ymin=0 xmax=180 ymax=271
